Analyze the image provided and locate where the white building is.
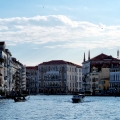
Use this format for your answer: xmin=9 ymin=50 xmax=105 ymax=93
xmin=0 ymin=42 xmax=26 ymax=96
xmin=0 ymin=42 xmax=8 ymax=94
xmin=26 ymin=60 xmax=82 ymax=95
xmin=38 ymin=60 xmax=82 ymax=94
xmin=109 ymin=68 xmax=120 ymax=94
xmin=12 ymin=58 xmax=26 ymax=94
xmin=76 ymin=67 xmax=83 ymax=92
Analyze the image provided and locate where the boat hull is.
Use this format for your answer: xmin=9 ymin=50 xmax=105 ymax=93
xmin=72 ymin=94 xmax=85 ymax=103
xmin=14 ymin=99 xmax=26 ymax=102
xmin=14 ymin=96 xmax=26 ymax=102
xmin=72 ymin=98 xmax=84 ymax=103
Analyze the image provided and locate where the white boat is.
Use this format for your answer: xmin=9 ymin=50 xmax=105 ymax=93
xmin=72 ymin=94 xmax=85 ymax=103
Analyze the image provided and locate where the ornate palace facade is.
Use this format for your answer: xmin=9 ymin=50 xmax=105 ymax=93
xmin=26 ymin=60 xmax=82 ymax=94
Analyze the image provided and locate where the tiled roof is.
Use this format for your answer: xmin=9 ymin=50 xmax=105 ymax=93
xmin=90 ymin=53 xmax=119 ymax=61
xmin=12 ymin=57 xmax=23 ymax=66
xmin=39 ymin=60 xmax=82 ymax=68
xmin=26 ymin=66 xmax=38 ymax=70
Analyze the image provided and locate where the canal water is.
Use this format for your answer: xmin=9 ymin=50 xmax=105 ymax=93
xmin=0 ymin=95 xmax=120 ymax=120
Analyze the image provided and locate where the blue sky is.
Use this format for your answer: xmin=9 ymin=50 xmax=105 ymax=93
xmin=0 ymin=0 xmax=120 ymax=66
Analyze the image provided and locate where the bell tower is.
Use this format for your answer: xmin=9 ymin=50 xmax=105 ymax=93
xmin=117 ymin=49 xmax=119 ymax=59
xmin=83 ymin=52 xmax=86 ymax=62
xmin=88 ymin=50 xmax=90 ymax=60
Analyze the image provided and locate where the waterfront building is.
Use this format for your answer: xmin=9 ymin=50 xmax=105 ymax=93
xmin=82 ymin=52 xmax=120 ymax=95
xmin=109 ymin=65 xmax=120 ymax=95
xmin=99 ymin=68 xmax=109 ymax=95
xmin=0 ymin=42 xmax=13 ymax=95
xmin=89 ymin=66 xmax=100 ymax=95
xmin=76 ymin=67 xmax=83 ymax=92
xmin=0 ymin=42 xmax=26 ymax=96
xmin=12 ymin=58 xmax=26 ymax=94
xmin=37 ymin=60 xmax=82 ymax=94
xmin=5 ymin=49 xmax=12 ymax=94
xmin=26 ymin=66 xmax=39 ymax=94
xmin=0 ymin=42 xmax=8 ymax=95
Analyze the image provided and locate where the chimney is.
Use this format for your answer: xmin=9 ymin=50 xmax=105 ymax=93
xmin=88 ymin=50 xmax=90 ymax=60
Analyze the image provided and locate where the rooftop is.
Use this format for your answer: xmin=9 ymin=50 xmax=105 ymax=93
xmin=26 ymin=66 xmax=38 ymax=70
xmin=39 ymin=60 xmax=82 ymax=68
xmin=90 ymin=53 xmax=119 ymax=61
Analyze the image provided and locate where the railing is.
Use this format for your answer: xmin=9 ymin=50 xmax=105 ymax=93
xmin=109 ymin=81 xmax=120 ymax=83
xmin=82 ymin=86 xmax=90 ymax=90
xmin=40 ymin=79 xmax=61 ymax=81
xmin=45 ymin=86 xmax=61 ymax=88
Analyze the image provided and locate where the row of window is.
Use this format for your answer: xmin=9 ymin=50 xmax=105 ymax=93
xmin=109 ymin=83 xmax=120 ymax=88
xmin=39 ymin=66 xmax=81 ymax=72
xmin=110 ymin=75 xmax=120 ymax=81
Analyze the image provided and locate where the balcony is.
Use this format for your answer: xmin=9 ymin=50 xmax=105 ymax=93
xmin=82 ymin=81 xmax=90 ymax=85
xmin=83 ymin=86 xmax=90 ymax=89
xmin=0 ymin=64 xmax=3 ymax=68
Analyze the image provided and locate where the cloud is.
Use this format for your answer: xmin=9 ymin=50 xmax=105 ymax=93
xmin=0 ymin=15 xmax=120 ymax=49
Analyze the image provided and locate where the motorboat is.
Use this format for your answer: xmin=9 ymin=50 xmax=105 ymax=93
xmin=13 ymin=96 xmax=26 ymax=102
xmin=72 ymin=94 xmax=85 ymax=103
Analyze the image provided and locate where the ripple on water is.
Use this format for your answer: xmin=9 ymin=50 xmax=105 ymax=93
xmin=0 ymin=96 xmax=120 ymax=120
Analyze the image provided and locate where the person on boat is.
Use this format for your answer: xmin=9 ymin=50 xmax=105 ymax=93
xmin=23 ymin=96 xmax=25 ymax=100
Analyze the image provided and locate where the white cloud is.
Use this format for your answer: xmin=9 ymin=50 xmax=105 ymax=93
xmin=0 ymin=15 xmax=120 ymax=49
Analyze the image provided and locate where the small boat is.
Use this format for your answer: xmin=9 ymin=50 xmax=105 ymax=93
xmin=14 ymin=96 xmax=26 ymax=102
xmin=72 ymin=94 xmax=85 ymax=103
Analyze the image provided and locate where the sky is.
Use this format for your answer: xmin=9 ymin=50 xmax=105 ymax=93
xmin=0 ymin=0 xmax=120 ymax=66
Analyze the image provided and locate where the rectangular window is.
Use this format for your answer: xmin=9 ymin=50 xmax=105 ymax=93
xmin=92 ymin=78 xmax=96 ymax=82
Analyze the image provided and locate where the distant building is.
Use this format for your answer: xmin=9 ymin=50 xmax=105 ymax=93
xmin=99 ymin=68 xmax=109 ymax=95
xmin=38 ymin=60 xmax=82 ymax=94
xmin=26 ymin=66 xmax=39 ymax=94
xmin=0 ymin=42 xmax=26 ymax=96
xmin=12 ymin=58 xmax=26 ymax=94
xmin=109 ymin=67 xmax=120 ymax=95
xmin=26 ymin=60 xmax=82 ymax=95
xmin=82 ymin=52 xmax=120 ymax=95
